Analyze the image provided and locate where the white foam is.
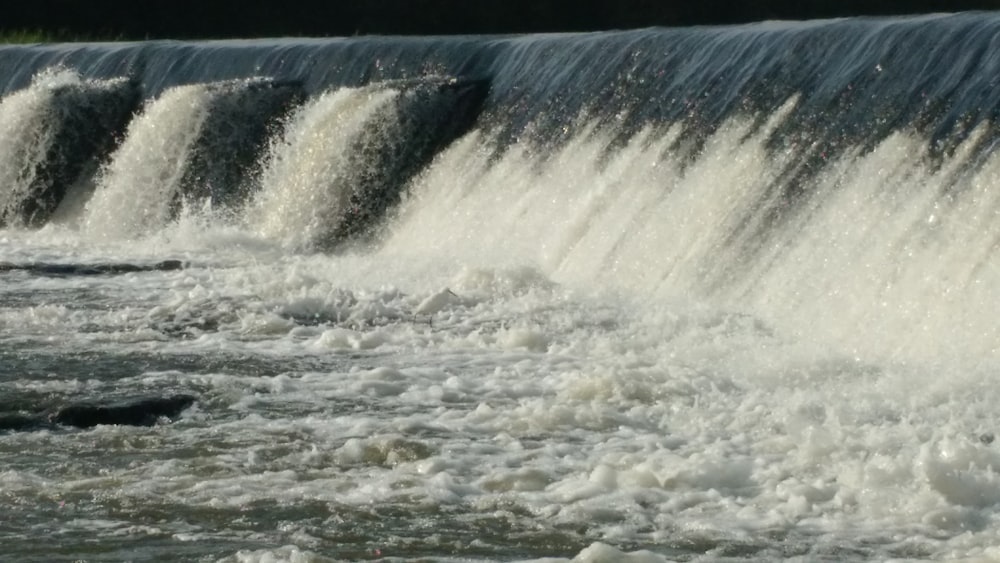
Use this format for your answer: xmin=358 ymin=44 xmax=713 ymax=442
xmin=216 ymin=545 xmax=334 ymax=563
xmin=517 ymin=542 xmax=675 ymax=563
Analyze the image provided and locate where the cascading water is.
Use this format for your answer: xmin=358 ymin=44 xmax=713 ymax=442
xmin=83 ymin=79 xmax=302 ymax=239
xmin=0 ymin=68 xmax=137 ymax=227
xmin=250 ymin=78 xmax=487 ymax=249
xmin=179 ymin=80 xmax=303 ymax=210
xmin=0 ymin=69 xmax=78 ymax=225
xmin=82 ymin=83 xmax=215 ymax=239
xmin=4 ymin=13 xmax=1000 ymax=562
xmin=249 ymin=86 xmax=401 ymax=248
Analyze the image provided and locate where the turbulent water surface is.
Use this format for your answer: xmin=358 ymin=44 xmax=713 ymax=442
xmin=4 ymin=13 xmax=1000 ymax=562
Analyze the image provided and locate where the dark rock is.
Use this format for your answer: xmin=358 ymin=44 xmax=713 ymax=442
xmin=0 ymin=259 xmax=184 ymax=276
xmin=51 ymin=395 xmax=197 ymax=429
xmin=0 ymin=413 xmax=52 ymax=433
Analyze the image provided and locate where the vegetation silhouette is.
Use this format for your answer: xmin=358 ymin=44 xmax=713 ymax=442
xmin=3 ymin=0 xmax=1000 ymax=40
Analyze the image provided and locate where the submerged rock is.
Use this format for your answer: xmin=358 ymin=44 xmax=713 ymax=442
xmin=0 ymin=413 xmax=49 ymax=432
xmin=0 ymin=259 xmax=183 ymax=276
xmin=0 ymin=394 xmax=197 ymax=433
xmin=52 ymin=395 xmax=197 ymax=429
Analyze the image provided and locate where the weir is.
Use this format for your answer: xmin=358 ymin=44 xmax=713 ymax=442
xmin=8 ymin=15 xmax=1000 ymax=561
xmin=0 ymin=13 xmax=999 ymax=353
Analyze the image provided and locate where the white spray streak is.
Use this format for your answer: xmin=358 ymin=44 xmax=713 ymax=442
xmin=82 ymin=84 xmax=214 ymax=240
xmin=745 ymin=125 xmax=1000 ymax=359
xmin=384 ymin=100 xmax=1000 ymax=360
xmin=384 ymin=98 xmax=798 ymax=288
xmin=247 ymin=87 xmax=399 ymax=249
xmin=0 ymin=68 xmax=81 ymax=225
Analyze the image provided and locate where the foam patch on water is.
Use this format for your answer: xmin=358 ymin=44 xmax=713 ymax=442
xmin=4 ymin=271 xmax=999 ymax=559
xmin=520 ymin=542 xmax=675 ymax=563
xmin=216 ymin=545 xmax=334 ymax=563
xmin=5 ymin=281 xmax=985 ymax=557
